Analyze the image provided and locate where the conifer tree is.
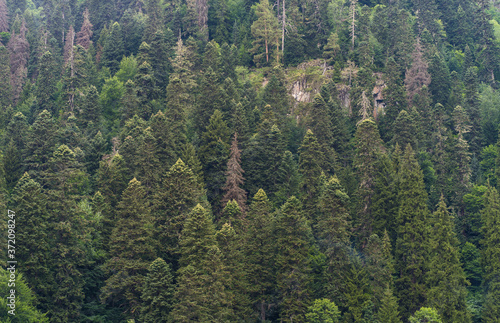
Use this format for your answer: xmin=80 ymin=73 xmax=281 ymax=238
xmin=76 ymin=8 xmax=93 ymax=50
xmin=426 ymin=196 xmax=471 ymax=323
xmin=274 ymin=150 xmax=301 ymax=206
xmin=181 ymin=142 xmax=204 ymax=183
xmin=392 ymin=110 xmax=417 ymax=150
xmin=0 ymin=0 xmax=7 ymax=33
xmin=216 ymin=222 xmax=252 ymax=319
xmin=305 ymin=299 xmax=341 ymax=323
xmin=150 ymin=110 xmax=177 ymax=172
xmin=409 ymin=307 xmax=442 ymax=323
xmin=165 ymin=77 xmax=188 ymax=154
xmin=11 ymin=173 xmax=54 ymax=315
xmin=353 ymin=118 xmax=386 ymax=246
xmin=463 ymin=66 xmax=482 ymax=156
xmin=0 ymin=44 xmax=11 ymax=106
xmin=405 ymin=39 xmax=431 ymax=105
xmin=152 ymin=159 xmax=206 ymax=263
xmin=395 ymin=144 xmax=430 ymax=320
xmin=8 ymin=18 xmax=28 ymax=103
xmin=244 ymin=189 xmax=276 ymax=321
xmin=299 ymin=129 xmax=325 ymax=222
xmin=222 ymin=133 xmax=247 ymax=212
xmin=101 ymin=22 xmax=124 ymax=74
xmin=452 ymin=106 xmax=472 ymax=210
xmin=250 ymin=0 xmax=280 ymax=66
xmin=275 ymin=196 xmax=312 ymax=322
xmin=34 ymin=51 xmax=56 ymax=115
xmin=79 ymin=85 xmax=100 ymax=129
xmin=377 ymin=285 xmax=402 ymax=323
xmin=172 ymin=204 xmax=232 ymax=322
xmin=135 ymin=127 xmax=161 ymax=190
xmin=101 ymin=178 xmax=156 ymax=320
xmin=139 ymin=258 xmax=175 ymax=323
xmin=309 ymin=94 xmax=337 ymax=173
xmin=481 ymin=186 xmax=500 ymax=322
xmin=195 ymin=67 xmax=226 ymax=133
xmin=199 ymin=109 xmax=231 ymax=211
xmin=96 ymin=153 xmax=131 ymax=209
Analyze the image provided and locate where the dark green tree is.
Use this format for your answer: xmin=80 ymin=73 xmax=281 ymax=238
xmin=139 ymin=258 xmax=175 ymax=323
xmin=101 ymin=22 xmax=124 ymax=74
xmin=426 ymin=197 xmax=471 ymax=323
xmin=34 ymin=52 xmax=57 ymax=115
xmin=101 ymin=178 xmax=156 ymax=320
xmin=395 ymin=144 xmax=430 ymax=320
xmin=275 ymin=196 xmax=312 ymax=322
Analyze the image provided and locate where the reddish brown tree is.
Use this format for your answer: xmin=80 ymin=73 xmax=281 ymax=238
xmin=8 ymin=18 xmax=29 ymax=103
xmin=76 ymin=8 xmax=93 ymax=50
xmin=404 ymin=38 xmax=431 ymax=105
xmin=222 ymin=133 xmax=247 ymax=213
xmin=0 ymin=0 xmax=8 ymax=33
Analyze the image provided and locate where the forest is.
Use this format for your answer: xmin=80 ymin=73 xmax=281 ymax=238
xmin=1 ymin=0 xmax=500 ymax=322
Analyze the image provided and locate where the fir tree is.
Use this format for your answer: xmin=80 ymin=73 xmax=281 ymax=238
xmin=8 ymin=18 xmax=28 ymax=103
xmin=426 ymin=196 xmax=471 ymax=323
xmin=377 ymin=285 xmax=402 ymax=323
xmin=76 ymin=8 xmax=93 ymax=50
xmin=308 ymin=94 xmax=337 ymax=173
xmin=101 ymin=22 xmax=124 ymax=74
xmin=139 ymin=258 xmax=175 ymax=323
xmin=353 ymin=118 xmax=386 ymax=246
xmin=222 ymin=133 xmax=247 ymax=212
xmin=299 ymin=129 xmax=325 ymax=222
xmin=0 ymin=0 xmax=7 ymax=33
xmin=395 ymin=144 xmax=430 ymax=320
xmin=101 ymin=178 xmax=156 ymax=320
xmin=172 ymin=204 xmax=232 ymax=322
xmin=405 ymin=39 xmax=431 ymax=106
xmin=34 ymin=52 xmax=56 ymax=115
xmin=244 ymin=189 xmax=276 ymax=321
xmin=481 ymin=186 xmax=500 ymax=322
xmin=275 ymin=196 xmax=312 ymax=322
xmin=0 ymin=44 xmax=11 ymax=106
xmin=152 ymin=159 xmax=206 ymax=263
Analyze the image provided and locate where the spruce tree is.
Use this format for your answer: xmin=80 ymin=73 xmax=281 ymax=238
xmin=426 ymin=196 xmax=471 ymax=323
xmin=139 ymin=258 xmax=175 ymax=323
xmin=0 ymin=44 xmax=11 ymax=106
xmin=377 ymin=285 xmax=402 ymax=323
xmin=101 ymin=178 xmax=156 ymax=320
xmin=353 ymin=118 xmax=386 ymax=246
xmin=275 ymin=196 xmax=312 ymax=322
xmin=308 ymin=94 xmax=337 ymax=173
xmin=481 ymin=186 xmax=500 ymax=322
xmin=395 ymin=144 xmax=430 ymax=320
xmin=172 ymin=204 xmax=232 ymax=322
xmin=76 ymin=8 xmax=93 ymax=50
xmin=222 ymin=133 xmax=247 ymax=212
xmin=244 ymin=189 xmax=276 ymax=321
xmin=152 ymin=159 xmax=206 ymax=263
xmin=299 ymin=129 xmax=325 ymax=222
xmin=34 ymin=52 xmax=57 ymax=115
xmin=101 ymin=22 xmax=124 ymax=74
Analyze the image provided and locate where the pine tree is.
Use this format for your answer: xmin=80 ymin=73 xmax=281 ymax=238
xmin=152 ymin=159 xmax=206 ymax=263
xmin=481 ymin=186 xmax=500 ymax=322
xmin=139 ymin=258 xmax=175 ymax=323
xmin=250 ymin=0 xmax=280 ymax=66
xmin=244 ymin=189 xmax=276 ymax=321
xmin=101 ymin=178 xmax=156 ymax=320
xmin=395 ymin=144 xmax=430 ymax=320
xmin=275 ymin=196 xmax=312 ymax=322
xmin=172 ymin=204 xmax=232 ymax=322
xmin=222 ymin=133 xmax=247 ymax=212
xmin=426 ymin=196 xmax=471 ymax=323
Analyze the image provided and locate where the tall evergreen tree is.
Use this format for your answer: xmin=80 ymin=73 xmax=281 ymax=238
xmin=222 ymin=133 xmax=247 ymax=212
xmin=139 ymin=258 xmax=175 ymax=323
xmin=34 ymin=52 xmax=57 ymax=115
xmin=395 ymin=144 xmax=430 ymax=320
xmin=275 ymin=196 xmax=312 ymax=322
xmin=101 ymin=22 xmax=124 ymax=74
xmin=172 ymin=204 xmax=232 ymax=322
xmin=481 ymin=186 xmax=500 ymax=322
xmin=244 ymin=189 xmax=276 ymax=321
xmin=0 ymin=44 xmax=12 ymax=106
xmin=101 ymin=178 xmax=156 ymax=320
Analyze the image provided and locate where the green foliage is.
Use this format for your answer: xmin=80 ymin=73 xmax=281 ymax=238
xmin=305 ymin=299 xmax=341 ymax=323
xmin=409 ymin=307 xmax=442 ymax=323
